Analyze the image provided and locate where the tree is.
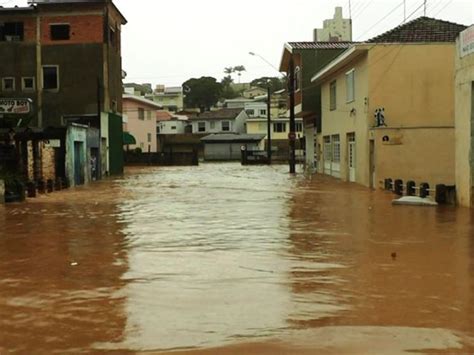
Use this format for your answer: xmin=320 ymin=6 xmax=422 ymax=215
xmin=233 ymin=65 xmax=246 ymax=83
xmin=224 ymin=67 xmax=234 ymax=75
xmin=220 ymin=74 xmax=238 ymax=100
xmin=250 ymin=76 xmax=286 ymax=92
xmin=182 ymin=77 xmax=222 ymax=112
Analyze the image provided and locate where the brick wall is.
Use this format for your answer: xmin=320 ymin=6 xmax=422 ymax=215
xmin=41 ymin=145 xmax=56 ymax=181
xmin=41 ymin=15 xmax=104 ymax=45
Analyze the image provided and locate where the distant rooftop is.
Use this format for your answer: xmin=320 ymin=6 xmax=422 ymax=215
xmin=201 ymin=133 xmax=265 ymax=143
xmin=189 ymin=108 xmax=244 ymax=121
xmin=367 ymin=16 xmax=467 ymax=43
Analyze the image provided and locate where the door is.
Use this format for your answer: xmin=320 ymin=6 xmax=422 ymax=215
xmin=74 ymin=141 xmax=85 ymax=186
xmin=349 ymin=141 xmax=356 ymax=182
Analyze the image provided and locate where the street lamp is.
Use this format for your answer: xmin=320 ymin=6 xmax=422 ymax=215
xmin=249 ymin=51 xmax=296 ymax=174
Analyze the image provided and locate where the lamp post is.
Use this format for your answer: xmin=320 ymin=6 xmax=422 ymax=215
xmin=249 ymin=51 xmax=296 ymax=173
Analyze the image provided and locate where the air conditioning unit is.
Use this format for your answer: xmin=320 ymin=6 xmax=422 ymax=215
xmin=5 ymin=35 xmax=21 ymax=42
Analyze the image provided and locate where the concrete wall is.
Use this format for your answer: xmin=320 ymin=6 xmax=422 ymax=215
xmin=204 ymin=142 xmax=260 ymax=161
xmin=455 ymin=35 xmax=474 ymax=207
xmin=369 ymin=44 xmax=457 ymax=189
xmin=374 ymin=128 xmax=455 ymax=187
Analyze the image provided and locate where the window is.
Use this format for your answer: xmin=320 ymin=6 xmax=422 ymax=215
xmin=273 ymin=122 xmax=286 ymax=133
xmin=50 ymin=24 xmax=70 ymax=41
xmin=138 ymin=108 xmax=145 ymax=120
xmin=171 ymin=126 xmax=177 ymax=130
xmin=147 ymin=110 xmax=152 ymax=120
xmin=260 ymin=109 xmax=267 ymax=116
xmin=246 ymin=109 xmax=255 ymax=116
xmin=0 ymin=22 xmax=24 ymax=41
xmin=295 ymin=66 xmax=301 ymax=91
xmin=346 ymin=69 xmax=355 ymax=103
xmin=210 ymin=121 xmax=216 ymax=129
xmin=22 ymin=77 xmax=35 ymax=92
xmin=324 ymin=136 xmax=332 ymax=161
xmin=42 ymin=66 xmax=59 ymax=90
xmin=295 ymin=122 xmax=303 ymax=132
xmin=222 ymin=121 xmax=231 ymax=132
xmin=332 ymin=135 xmax=341 ymax=163
xmin=330 ymin=80 xmax=337 ymax=111
xmin=198 ymin=122 xmax=206 ymax=132
xmin=147 ymin=133 xmax=152 ymax=143
xmin=2 ymin=78 xmax=15 ymax=91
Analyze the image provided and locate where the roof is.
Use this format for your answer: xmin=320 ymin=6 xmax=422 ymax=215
xmin=189 ymin=108 xmax=244 ymax=121
xmin=367 ymin=16 xmax=467 ymax=43
xmin=280 ymin=41 xmax=353 ymax=72
xmin=286 ymin=41 xmax=354 ymax=50
xmin=0 ymin=5 xmax=35 ymax=12
xmin=156 ymin=110 xmax=173 ymax=122
xmin=123 ymin=94 xmax=163 ymax=109
xmin=201 ymin=133 xmax=266 ymax=143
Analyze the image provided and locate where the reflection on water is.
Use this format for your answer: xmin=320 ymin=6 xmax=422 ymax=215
xmin=0 ymin=163 xmax=473 ymax=354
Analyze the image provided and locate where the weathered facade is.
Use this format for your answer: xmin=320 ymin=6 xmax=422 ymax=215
xmin=455 ymin=25 xmax=474 ymax=207
xmin=0 ymin=0 xmax=127 ymax=187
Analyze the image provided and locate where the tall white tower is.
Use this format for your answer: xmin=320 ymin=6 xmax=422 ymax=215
xmin=314 ymin=7 xmax=352 ymax=42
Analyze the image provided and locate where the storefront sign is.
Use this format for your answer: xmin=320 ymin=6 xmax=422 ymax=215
xmin=460 ymin=25 xmax=474 ymax=58
xmin=0 ymin=99 xmax=32 ymax=115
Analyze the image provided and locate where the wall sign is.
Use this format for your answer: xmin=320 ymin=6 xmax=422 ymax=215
xmin=0 ymin=99 xmax=32 ymax=115
xmin=460 ymin=25 xmax=474 ymax=58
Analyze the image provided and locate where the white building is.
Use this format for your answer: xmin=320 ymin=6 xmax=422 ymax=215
xmin=189 ymin=108 xmax=249 ymax=134
xmin=314 ymin=7 xmax=352 ymax=42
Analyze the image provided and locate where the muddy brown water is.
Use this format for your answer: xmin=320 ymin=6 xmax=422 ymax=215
xmin=0 ymin=163 xmax=473 ymax=354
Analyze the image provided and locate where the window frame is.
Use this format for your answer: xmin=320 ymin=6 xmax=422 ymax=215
xmin=221 ymin=120 xmax=231 ymax=132
xmin=42 ymin=65 xmax=59 ymax=91
xmin=332 ymin=135 xmax=341 ymax=163
xmin=50 ymin=23 xmax=71 ymax=41
xmin=330 ymin=80 xmax=337 ymax=111
xmin=21 ymin=77 xmax=35 ymax=92
xmin=346 ymin=69 xmax=355 ymax=103
xmin=0 ymin=22 xmax=24 ymax=41
xmin=198 ymin=121 xmax=206 ymax=132
xmin=273 ymin=122 xmax=287 ymax=133
xmin=138 ymin=108 xmax=145 ymax=120
xmin=2 ymin=77 xmax=15 ymax=91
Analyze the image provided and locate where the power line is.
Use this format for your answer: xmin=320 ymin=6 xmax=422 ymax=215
xmin=355 ymin=1 xmax=405 ymax=40
xmin=433 ymin=0 xmax=455 ymax=17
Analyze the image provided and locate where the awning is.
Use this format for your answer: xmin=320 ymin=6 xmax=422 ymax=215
xmin=123 ymin=132 xmax=136 ymax=145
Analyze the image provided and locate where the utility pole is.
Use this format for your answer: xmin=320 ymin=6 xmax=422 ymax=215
xmin=267 ymin=85 xmax=272 ymax=164
xmin=349 ymin=0 xmax=352 ymax=19
xmin=424 ymin=0 xmax=427 ymax=16
xmin=288 ymin=57 xmax=296 ymax=174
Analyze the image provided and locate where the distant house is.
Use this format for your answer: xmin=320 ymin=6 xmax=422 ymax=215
xmin=201 ymin=133 xmax=265 ymax=161
xmin=242 ymin=87 xmax=267 ymax=99
xmin=157 ymin=111 xmax=189 ymax=135
xmin=223 ymin=98 xmax=255 ymax=109
xmin=147 ymin=85 xmax=184 ymax=112
xmin=312 ymin=17 xmax=466 ymax=189
xmin=189 ymin=108 xmax=249 ymax=134
xmin=123 ymin=94 xmax=162 ymax=152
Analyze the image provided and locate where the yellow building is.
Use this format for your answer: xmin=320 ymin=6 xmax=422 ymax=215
xmin=312 ymin=17 xmax=466 ymax=191
xmin=455 ymin=25 xmax=474 ymax=207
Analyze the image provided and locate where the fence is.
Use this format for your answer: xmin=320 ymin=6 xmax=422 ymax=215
xmin=124 ymin=151 xmax=199 ymax=166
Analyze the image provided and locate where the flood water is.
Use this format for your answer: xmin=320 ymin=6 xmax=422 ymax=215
xmin=0 ymin=163 xmax=473 ymax=354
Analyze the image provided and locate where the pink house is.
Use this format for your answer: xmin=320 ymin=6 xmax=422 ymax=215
xmin=123 ymin=94 xmax=162 ymax=153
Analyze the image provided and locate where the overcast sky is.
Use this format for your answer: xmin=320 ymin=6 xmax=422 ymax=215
xmin=5 ymin=0 xmax=474 ymax=87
